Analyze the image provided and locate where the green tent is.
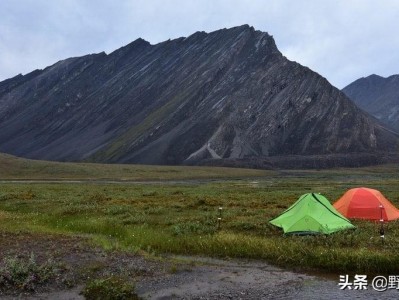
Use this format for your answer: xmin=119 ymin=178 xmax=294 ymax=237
xmin=270 ymin=193 xmax=355 ymax=234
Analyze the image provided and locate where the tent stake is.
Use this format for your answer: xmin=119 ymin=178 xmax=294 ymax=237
xmin=217 ymin=207 xmax=223 ymax=230
xmin=379 ymin=204 xmax=385 ymax=245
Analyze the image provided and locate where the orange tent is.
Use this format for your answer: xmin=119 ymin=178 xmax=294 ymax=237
xmin=333 ymin=187 xmax=399 ymax=221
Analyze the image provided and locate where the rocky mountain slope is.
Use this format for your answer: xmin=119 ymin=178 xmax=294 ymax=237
xmin=0 ymin=25 xmax=398 ymax=167
xmin=343 ymin=74 xmax=399 ymax=132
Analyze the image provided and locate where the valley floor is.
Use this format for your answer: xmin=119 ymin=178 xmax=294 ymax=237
xmin=1 ymin=163 xmax=399 ymax=298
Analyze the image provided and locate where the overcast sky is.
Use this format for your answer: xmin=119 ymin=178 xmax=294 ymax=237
xmin=1 ymin=0 xmax=398 ymax=88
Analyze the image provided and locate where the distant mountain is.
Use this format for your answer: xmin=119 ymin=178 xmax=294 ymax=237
xmin=0 ymin=25 xmax=398 ymax=168
xmin=343 ymin=74 xmax=399 ymax=132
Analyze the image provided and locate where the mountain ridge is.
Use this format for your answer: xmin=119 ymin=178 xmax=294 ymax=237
xmin=0 ymin=25 xmax=398 ymax=168
xmin=343 ymin=74 xmax=399 ymax=132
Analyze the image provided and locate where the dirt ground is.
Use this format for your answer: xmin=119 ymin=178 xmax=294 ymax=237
xmin=0 ymin=232 xmax=397 ymax=299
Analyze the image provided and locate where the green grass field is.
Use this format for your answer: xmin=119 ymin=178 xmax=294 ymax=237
xmin=0 ymin=153 xmax=268 ymax=180
xmin=1 ymin=154 xmax=399 ymax=275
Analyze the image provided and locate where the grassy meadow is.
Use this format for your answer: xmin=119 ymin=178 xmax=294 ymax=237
xmin=1 ymin=155 xmax=399 ymax=275
xmin=0 ymin=153 xmax=268 ymax=180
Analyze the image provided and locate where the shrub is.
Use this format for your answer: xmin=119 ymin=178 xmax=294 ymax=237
xmin=81 ymin=276 xmax=140 ymax=300
xmin=0 ymin=253 xmax=56 ymax=291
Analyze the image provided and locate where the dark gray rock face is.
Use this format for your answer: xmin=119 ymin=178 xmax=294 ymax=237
xmin=343 ymin=74 xmax=399 ymax=133
xmin=0 ymin=25 xmax=398 ymax=166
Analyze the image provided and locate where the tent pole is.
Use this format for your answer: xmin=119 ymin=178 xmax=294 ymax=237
xmin=379 ymin=204 xmax=385 ymax=244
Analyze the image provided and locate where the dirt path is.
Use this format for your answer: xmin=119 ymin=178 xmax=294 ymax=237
xmin=0 ymin=233 xmax=396 ymax=299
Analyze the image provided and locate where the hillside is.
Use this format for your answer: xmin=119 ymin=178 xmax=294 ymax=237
xmin=0 ymin=25 xmax=398 ymax=168
xmin=343 ymin=74 xmax=399 ymax=132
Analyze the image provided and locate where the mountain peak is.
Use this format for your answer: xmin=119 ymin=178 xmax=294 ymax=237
xmin=366 ymin=74 xmax=385 ymax=82
xmin=368 ymin=73 xmax=383 ymax=79
xmin=109 ymin=37 xmax=151 ymax=57
xmin=131 ymin=37 xmax=151 ymax=46
xmin=0 ymin=26 xmax=397 ymax=168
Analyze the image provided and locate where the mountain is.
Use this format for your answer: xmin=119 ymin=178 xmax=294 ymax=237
xmin=343 ymin=74 xmax=399 ymax=132
xmin=0 ymin=25 xmax=398 ymax=168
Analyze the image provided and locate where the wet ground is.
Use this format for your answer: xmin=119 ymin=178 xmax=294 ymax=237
xmin=136 ymin=256 xmax=398 ymax=299
xmin=0 ymin=233 xmax=397 ymax=299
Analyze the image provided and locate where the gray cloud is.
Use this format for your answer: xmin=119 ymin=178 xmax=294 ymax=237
xmin=1 ymin=0 xmax=398 ymax=88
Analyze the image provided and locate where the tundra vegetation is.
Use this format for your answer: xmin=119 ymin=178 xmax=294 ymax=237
xmin=1 ymin=156 xmax=399 ymax=295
